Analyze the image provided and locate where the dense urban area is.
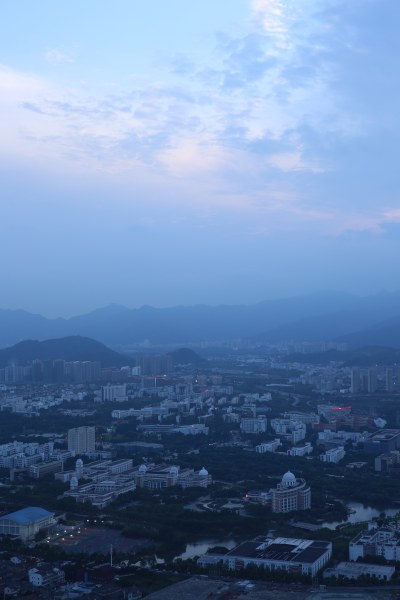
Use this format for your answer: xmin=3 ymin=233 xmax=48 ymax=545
xmin=2 ymin=334 xmax=400 ymax=599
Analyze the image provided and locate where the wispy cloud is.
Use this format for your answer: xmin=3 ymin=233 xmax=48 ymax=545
xmin=0 ymin=1 xmax=399 ymax=240
xmin=44 ymin=48 xmax=75 ymax=65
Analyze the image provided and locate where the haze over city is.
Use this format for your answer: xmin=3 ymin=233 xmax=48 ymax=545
xmin=2 ymin=0 xmax=400 ymax=318
xmin=4 ymin=4 xmax=400 ymax=596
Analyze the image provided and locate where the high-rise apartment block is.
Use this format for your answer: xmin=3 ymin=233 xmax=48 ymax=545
xmin=67 ymin=426 xmax=96 ymax=455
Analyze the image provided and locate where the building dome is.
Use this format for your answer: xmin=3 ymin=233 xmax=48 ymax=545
xmin=169 ymin=466 xmax=179 ymax=476
xmin=199 ymin=467 xmax=208 ymax=476
xmin=138 ymin=464 xmax=147 ymax=474
xmin=281 ymin=471 xmax=297 ymax=487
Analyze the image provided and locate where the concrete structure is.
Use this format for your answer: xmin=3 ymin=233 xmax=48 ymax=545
xmin=67 ymin=426 xmax=96 ymax=454
xmin=0 ymin=507 xmax=56 ymax=541
xmin=320 ymin=446 xmax=345 ymax=463
xmin=287 ymin=443 xmax=313 ymax=457
xmin=256 ymin=439 xmax=281 ymax=453
xmin=283 ymin=412 xmax=320 ymax=426
xmin=244 ymin=490 xmax=271 ymax=505
xmin=270 ymin=419 xmax=306 ymax=444
xmin=323 ymin=561 xmax=395 ymax=582
xmin=29 ymin=460 xmax=63 ymax=479
xmin=350 ymin=368 xmax=360 ymax=394
xmin=364 ymin=429 xmax=400 ymax=455
xmin=375 ymin=450 xmax=400 ymax=472
xmin=270 ymin=471 xmax=311 ymax=513
xmin=28 ymin=565 xmax=65 ymax=587
xmin=240 ymin=417 xmax=267 ymax=434
xmin=101 ymin=384 xmax=127 ymax=402
xmin=64 ymin=478 xmax=136 ymax=509
xmin=349 ymin=526 xmax=400 ymax=562
xmin=198 ymin=536 xmax=332 ymax=577
xmin=133 ymin=463 xmax=212 ymax=490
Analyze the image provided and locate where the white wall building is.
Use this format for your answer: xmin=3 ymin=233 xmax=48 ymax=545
xmin=287 ymin=443 xmax=313 ymax=457
xmin=256 ymin=439 xmax=281 ymax=453
xmin=320 ymin=446 xmax=346 ymax=463
xmin=240 ymin=417 xmax=267 ymax=434
xmin=349 ymin=526 xmax=400 ymax=562
xmin=270 ymin=419 xmax=306 ymax=444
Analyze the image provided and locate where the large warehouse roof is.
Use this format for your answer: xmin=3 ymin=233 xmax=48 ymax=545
xmin=0 ymin=507 xmax=53 ymax=525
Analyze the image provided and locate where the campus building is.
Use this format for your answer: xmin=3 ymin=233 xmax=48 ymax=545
xmin=133 ymin=464 xmax=212 ymax=489
xmin=349 ymin=526 xmax=400 ymax=562
xmin=270 ymin=471 xmax=311 ymax=513
xmin=245 ymin=471 xmax=311 ymax=514
xmin=198 ymin=536 xmax=332 ymax=577
xmin=0 ymin=507 xmax=57 ymax=541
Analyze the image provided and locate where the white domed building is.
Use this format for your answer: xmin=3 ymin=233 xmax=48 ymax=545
xmin=271 ymin=471 xmax=311 ymax=513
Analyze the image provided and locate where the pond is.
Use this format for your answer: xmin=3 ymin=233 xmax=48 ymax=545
xmin=321 ymin=501 xmax=399 ymax=530
xmin=174 ymin=538 xmax=237 ymax=560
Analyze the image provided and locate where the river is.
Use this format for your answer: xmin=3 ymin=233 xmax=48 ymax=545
xmin=321 ymin=501 xmax=400 ymax=530
xmin=174 ymin=538 xmax=237 ymax=560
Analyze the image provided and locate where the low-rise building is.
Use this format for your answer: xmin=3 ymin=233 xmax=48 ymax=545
xmin=323 ymin=561 xmax=395 ymax=582
xmin=287 ymin=443 xmax=313 ymax=457
xmin=28 ymin=565 xmax=65 ymax=587
xmin=0 ymin=507 xmax=57 ymax=541
xmin=375 ymin=451 xmax=400 ymax=472
xmin=349 ymin=526 xmax=400 ymax=562
xmin=198 ymin=536 xmax=332 ymax=578
xmin=133 ymin=464 xmax=212 ymax=489
xmin=270 ymin=419 xmax=306 ymax=444
xmin=29 ymin=460 xmax=63 ymax=479
xmin=240 ymin=417 xmax=267 ymax=434
xmin=364 ymin=429 xmax=400 ymax=455
xmin=320 ymin=446 xmax=345 ymax=463
xmin=256 ymin=439 xmax=281 ymax=453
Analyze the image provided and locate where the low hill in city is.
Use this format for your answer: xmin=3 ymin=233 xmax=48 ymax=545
xmin=168 ymin=347 xmax=206 ymax=365
xmin=0 ymin=336 xmax=133 ymax=367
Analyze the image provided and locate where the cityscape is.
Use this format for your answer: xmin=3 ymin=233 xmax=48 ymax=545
xmin=2 ymin=0 xmax=400 ymax=598
xmin=1 ymin=327 xmax=400 ymax=598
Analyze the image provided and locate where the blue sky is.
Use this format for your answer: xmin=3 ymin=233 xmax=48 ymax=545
xmin=1 ymin=0 xmax=400 ymax=316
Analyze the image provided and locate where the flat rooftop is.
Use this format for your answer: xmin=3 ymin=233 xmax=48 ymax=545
xmin=226 ymin=537 xmax=330 ymax=565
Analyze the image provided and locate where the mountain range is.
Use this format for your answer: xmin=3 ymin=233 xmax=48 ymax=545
xmin=1 ymin=290 xmax=400 ymax=348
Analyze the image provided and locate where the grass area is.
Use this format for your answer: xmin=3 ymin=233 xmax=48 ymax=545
xmin=116 ymin=569 xmax=188 ymax=595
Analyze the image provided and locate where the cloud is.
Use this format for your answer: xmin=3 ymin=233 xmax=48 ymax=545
xmin=266 ymin=149 xmax=325 ymax=173
xmin=44 ymin=48 xmax=75 ymax=65
xmin=1 ymin=1 xmax=400 ymax=242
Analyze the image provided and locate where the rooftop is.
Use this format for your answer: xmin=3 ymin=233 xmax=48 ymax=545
xmin=0 ymin=507 xmax=54 ymax=525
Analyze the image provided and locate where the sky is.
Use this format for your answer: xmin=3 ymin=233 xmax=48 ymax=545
xmin=1 ymin=0 xmax=400 ymax=317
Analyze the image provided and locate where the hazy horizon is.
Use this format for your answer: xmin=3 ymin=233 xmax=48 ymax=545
xmin=2 ymin=1 xmax=400 ymax=317
xmin=1 ymin=288 xmax=399 ymax=320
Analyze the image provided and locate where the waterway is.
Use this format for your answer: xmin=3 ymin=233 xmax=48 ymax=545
xmin=321 ymin=501 xmax=399 ymax=530
xmin=174 ymin=538 xmax=237 ymax=560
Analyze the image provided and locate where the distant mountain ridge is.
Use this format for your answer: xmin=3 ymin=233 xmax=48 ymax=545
xmin=1 ymin=290 xmax=400 ymax=347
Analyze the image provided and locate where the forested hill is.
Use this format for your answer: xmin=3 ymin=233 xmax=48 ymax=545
xmin=0 ymin=336 xmax=132 ymax=367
